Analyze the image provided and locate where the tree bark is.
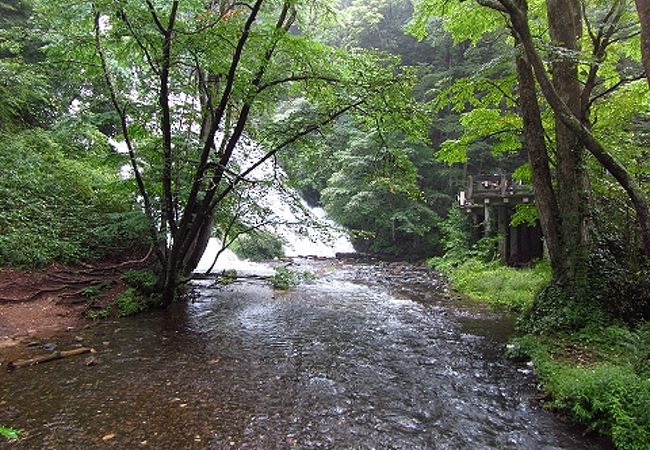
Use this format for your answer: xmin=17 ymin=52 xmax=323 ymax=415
xmin=182 ymin=213 xmax=214 ymax=275
xmin=500 ymin=0 xmax=650 ymax=258
xmin=513 ymin=34 xmax=564 ymax=277
xmin=546 ymin=0 xmax=589 ymax=287
xmin=635 ymin=0 xmax=650 ymax=87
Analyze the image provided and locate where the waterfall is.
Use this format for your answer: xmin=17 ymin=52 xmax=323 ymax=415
xmin=111 ymin=130 xmax=353 ymax=275
xmin=195 ymin=136 xmax=354 ymax=274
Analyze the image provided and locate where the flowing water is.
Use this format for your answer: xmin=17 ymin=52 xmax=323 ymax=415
xmin=0 ymin=259 xmax=607 ymax=449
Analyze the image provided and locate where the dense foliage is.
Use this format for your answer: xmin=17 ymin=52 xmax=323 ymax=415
xmin=1 ymin=0 xmax=649 ymax=446
xmin=0 ymin=0 xmax=148 ymax=267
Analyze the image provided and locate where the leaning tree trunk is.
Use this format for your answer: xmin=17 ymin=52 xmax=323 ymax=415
xmin=635 ymin=0 xmax=650 ymax=87
xmin=513 ymin=32 xmax=565 ymax=279
xmin=502 ymin=0 xmax=650 ymax=258
xmin=546 ymin=0 xmax=590 ymax=289
xmin=182 ymin=213 xmax=215 ymax=275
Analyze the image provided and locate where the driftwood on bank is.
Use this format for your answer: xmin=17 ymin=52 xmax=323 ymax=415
xmin=7 ymin=347 xmax=93 ymax=370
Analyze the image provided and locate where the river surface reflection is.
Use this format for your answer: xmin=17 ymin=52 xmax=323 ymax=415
xmin=0 ymin=260 xmax=607 ymax=449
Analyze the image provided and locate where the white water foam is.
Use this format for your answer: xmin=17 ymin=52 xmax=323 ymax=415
xmin=110 ymin=125 xmax=354 ymax=275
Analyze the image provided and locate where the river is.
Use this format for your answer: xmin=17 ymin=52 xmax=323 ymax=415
xmin=0 ymin=259 xmax=607 ymax=449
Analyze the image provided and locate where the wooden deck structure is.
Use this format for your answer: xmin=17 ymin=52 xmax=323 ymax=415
xmin=458 ymin=175 xmax=543 ymax=265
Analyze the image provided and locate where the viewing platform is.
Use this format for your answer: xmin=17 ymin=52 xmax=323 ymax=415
xmin=458 ymin=175 xmax=542 ymax=266
xmin=459 ymin=175 xmax=534 ymax=210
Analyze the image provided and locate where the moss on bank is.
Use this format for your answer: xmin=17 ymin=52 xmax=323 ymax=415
xmin=432 ymin=257 xmax=650 ymax=450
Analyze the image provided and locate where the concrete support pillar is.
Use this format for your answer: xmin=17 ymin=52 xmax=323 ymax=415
xmin=510 ymin=224 xmax=519 ymax=263
xmin=498 ymin=207 xmax=508 ymax=263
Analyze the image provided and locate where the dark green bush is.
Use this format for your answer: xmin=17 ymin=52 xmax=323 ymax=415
xmin=522 ymin=283 xmax=609 ymax=334
xmin=586 ymin=242 xmax=650 ymax=324
xmin=233 ymin=231 xmax=285 ymax=261
xmin=122 ymin=269 xmax=158 ymax=295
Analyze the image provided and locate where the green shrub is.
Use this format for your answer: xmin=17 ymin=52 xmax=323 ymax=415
xmin=115 ymin=288 xmax=147 ymax=317
xmin=81 ymin=286 xmax=101 ymax=298
xmin=270 ymin=267 xmax=299 ymax=290
xmin=547 ymin=364 xmax=650 ymax=450
xmin=269 ymin=268 xmax=317 ymax=290
xmin=87 ymin=306 xmax=111 ymax=321
xmin=122 ymin=269 xmax=158 ymax=294
xmin=233 ymin=231 xmax=285 ymax=261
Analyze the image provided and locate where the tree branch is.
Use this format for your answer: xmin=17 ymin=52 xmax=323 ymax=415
xmin=145 ymin=0 xmax=167 ymax=35
xmin=93 ymin=10 xmax=162 ymax=264
xmin=118 ymin=9 xmax=160 ymax=75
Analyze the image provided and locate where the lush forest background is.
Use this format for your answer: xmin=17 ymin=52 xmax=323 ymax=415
xmin=1 ymin=0 xmax=650 ymax=447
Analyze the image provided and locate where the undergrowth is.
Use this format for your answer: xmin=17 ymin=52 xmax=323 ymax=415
xmin=0 ymin=127 xmax=149 ymax=268
xmin=429 ymin=257 xmax=551 ymax=312
xmin=87 ymin=269 xmax=158 ymax=320
xmin=431 ymin=228 xmax=650 ymax=449
xmin=509 ymin=326 xmax=650 ymax=450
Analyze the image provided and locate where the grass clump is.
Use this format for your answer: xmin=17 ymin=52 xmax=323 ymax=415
xmin=87 ymin=306 xmax=111 ymax=321
xmin=431 ymin=257 xmax=551 ymax=312
xmin=0 ymin=425 xmax=20 ymax=441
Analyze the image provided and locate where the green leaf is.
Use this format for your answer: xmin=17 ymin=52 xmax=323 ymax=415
xmin=0 ymin=426 xmax=20 ymax=441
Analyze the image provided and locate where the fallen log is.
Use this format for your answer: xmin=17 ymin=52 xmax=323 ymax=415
xmin=7 ymin=347 xmax=93 ymax=370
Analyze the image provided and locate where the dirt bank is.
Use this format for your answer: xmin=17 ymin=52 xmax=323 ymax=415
xmin=0 ymin=255 xmax=150 ymax=348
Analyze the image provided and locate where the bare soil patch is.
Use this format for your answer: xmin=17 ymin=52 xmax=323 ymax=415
xmin=0 ymin=252 xmax=151 ymax=348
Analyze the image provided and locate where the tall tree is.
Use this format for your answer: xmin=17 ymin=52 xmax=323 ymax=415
xmin=37 ymin=0 xmax=422 ymax=303
xmin=635 ymin=0 xmax=650 ymax=85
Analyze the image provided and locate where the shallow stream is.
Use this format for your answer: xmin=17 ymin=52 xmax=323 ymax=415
xmin=0 ymin=260 xmax=607 ymax=449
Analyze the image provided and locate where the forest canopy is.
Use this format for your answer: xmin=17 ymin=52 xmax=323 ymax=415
xmin=0 ymin=0 xmax=648 ymax=314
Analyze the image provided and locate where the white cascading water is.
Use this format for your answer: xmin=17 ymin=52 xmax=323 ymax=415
xmin=110 ymin=120 xmax=354 ymax=275
xmin=193 ymin=136 xmax=354 ymax=274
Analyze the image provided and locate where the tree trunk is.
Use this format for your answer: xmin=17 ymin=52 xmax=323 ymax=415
xmin=502 ymin=0 xmax=650 ymax=258
xmin=182 ymin=213 xmax=214 ymax=275
xmin=635 ymin=0 xmax=650 ymax=87
xmin=546 ymin=0 xmax=590 ymax=288
xmin=513 ymin=35 xmax=564 ymax=277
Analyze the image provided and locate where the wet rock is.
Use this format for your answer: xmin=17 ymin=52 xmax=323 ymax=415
xmin=42 ymin=342 xmax=57 ymax=352
xmin=85 ymin=356 xmax=98 ymax=367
